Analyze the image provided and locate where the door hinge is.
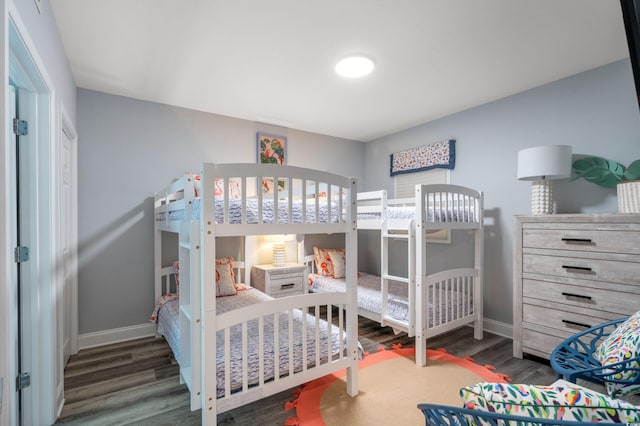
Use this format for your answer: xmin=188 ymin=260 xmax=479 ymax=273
xmin=14 ymin=246 xmax=29 ymax=263
xmin=17 ymin=372 xmax=31 ymax=391
xmin=13 ymin=118 xmax=28 ymax=136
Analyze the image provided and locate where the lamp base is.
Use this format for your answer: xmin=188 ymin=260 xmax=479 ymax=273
xmin=531 ymin=180 xmax=553 ymax=214
xmin=272 ymin=242 xmax=286 ymax=267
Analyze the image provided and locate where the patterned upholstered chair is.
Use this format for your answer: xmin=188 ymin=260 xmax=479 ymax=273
xmin=418 ymin=313 xmax=640 ymax=425
xmin=418 ymin=403 xmax=622 ymax=426
xmin=551 ymin=314 xmax=640 ymax=398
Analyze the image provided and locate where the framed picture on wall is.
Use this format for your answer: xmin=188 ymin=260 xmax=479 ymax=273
xmin=257 ymin=132 xmax=287 ymax=193
xmin=257 ymin=132 xmax=287 ymax=165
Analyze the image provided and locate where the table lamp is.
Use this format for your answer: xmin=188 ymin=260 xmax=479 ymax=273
xmin=517 ymin=145 xmax=572 ymax=214
xmin=263 ymin=234 xmax=293 ymax=267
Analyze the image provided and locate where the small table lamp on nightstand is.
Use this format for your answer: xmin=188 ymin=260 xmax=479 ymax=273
xmin=263 ymin=234 xmax=293 ymax=267
xmin=517 ymin=145 xmax=572 ymax=214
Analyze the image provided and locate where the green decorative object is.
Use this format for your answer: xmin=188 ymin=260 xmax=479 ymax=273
xmin=572 ymin=157 xmax=640 ymax=188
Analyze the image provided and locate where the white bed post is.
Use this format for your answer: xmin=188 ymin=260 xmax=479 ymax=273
xmin=414 ymin=185 xmax=427 ymax=366
xmin=154 ymin=193 xmax=162 ymax=337
xmin=200 ymin=163 xmax=217 ymax=424
xmin=345 ymin=178 xmax=359 ymax=397
xmin=473 ymin=193 xmax=484 ymax=340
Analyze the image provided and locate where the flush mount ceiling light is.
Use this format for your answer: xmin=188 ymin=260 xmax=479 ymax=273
xmin=335 ymin=55 xmax=375 ymax=78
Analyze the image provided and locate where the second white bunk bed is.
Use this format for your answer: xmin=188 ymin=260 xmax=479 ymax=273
xmin=154 ymin=163 xmax=359 ymax=425
xmin=309 ymin=184 xmax=484 ymax=366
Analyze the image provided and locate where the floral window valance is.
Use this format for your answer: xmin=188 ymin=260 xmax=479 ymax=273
xmin=390 ymin=139 xmax=456 ymax=176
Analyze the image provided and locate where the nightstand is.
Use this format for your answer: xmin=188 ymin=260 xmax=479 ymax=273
xmin=251 ymin=263 xmax=307 ymax=298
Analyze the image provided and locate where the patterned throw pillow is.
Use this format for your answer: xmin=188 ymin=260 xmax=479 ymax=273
xmin=327 ymin=249 xmax=346 ymax=279
xmin=313 ymin=247 xmax=345 ymax=278
xmin=313 ymin=247 xmax=334 ymax=277
xmin=460 ymin=381 xmax=640 ymax=423
xmin=594 ymin=311 xmax=640 ymax=397
xmin=214 ymin=178 xmax=241 ymax=199
xmin=173 ymin=260 xmax=181 ymax=296
xmin=215 ymin=257 xmax=237 ymax=297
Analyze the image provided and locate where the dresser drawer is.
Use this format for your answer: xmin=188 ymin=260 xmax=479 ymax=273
xmin=521 ymin=328 xmax=568 ymax=359
xmin=523 ymin=254 xmax=640 ymax=286
xmin=523 ymin=228 xmax=640 ymax=255
xmin=522 ymin=304 xmax=612 ymax=335
xmin=269 ymin=271 xmax=304 ymax=294
xmin=523 ymin=278 xmax=640 ymax=315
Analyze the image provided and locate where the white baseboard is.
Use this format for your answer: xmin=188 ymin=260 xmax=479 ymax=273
xmin=483 ymin=318 xmax=513 ymax=339
xmin=79 ymin=323 xmax=156 ymax=349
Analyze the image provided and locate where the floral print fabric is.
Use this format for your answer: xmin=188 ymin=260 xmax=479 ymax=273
xmin=390 ymin=139 xmax=455 ymax=176
xmin=460 ymin=381 xmax=640 ymax=423
xmin=594 ymin=310 xmax=640 ymax=397
xmin=313 ymin=247 xmax=345 ymax=278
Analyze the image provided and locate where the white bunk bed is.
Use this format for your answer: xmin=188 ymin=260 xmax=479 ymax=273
xmin=153 ymin=163 xmax=359 ymax=425
xmin=309 ymin=184 xmax=483 ymax=366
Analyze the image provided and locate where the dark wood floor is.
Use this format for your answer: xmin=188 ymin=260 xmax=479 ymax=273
xmin=55 ymin=317 xmax=577 ymax=425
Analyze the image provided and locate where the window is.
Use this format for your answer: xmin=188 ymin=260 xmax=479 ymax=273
xmin=394 ymin=169 xmax=450 ymax=243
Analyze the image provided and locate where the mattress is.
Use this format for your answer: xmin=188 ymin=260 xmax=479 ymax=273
xmin=156 ymin=287 xmax=348 ymax=397
xmin=157 ymin=298 xmax=181 ymax=363
xmin=163 ymin=198 xmax=341 ymax=224
xmin=310 ymin=272 xmax=410 ymax=323
xmin=358 ymin=206 xmax=475 ymax=223
xmin=309 ymin=272 xmax=472 ymax=327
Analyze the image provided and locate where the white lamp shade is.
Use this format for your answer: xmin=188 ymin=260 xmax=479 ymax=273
xmin=517 ymin=145 xmax=572 ymax=181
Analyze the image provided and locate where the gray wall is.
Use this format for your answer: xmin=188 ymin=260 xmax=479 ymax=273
xmin=13 ymin=0 xmax=76 ymax=122
xmin=78 ymin=59 xmax=640 ymax=335
xmin=364 ymin=59 xmax=640 ymax=325
xmin=77 ymin=89 xmax=365 ymax=334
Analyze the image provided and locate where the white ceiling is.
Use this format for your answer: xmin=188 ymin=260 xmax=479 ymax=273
xmin=51 ymin=0 xmax=630 ymax=142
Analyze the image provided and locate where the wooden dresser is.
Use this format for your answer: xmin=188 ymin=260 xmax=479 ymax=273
xmin=513 ymin=214 xmax=640 ymax=359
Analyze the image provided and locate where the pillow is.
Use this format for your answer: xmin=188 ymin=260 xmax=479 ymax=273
xmin=313 ymin=247 xmax=345 ymax=278
xmin=214 ymin=178 xmax=241 ymax=199
xmin=313 ymin=247 xmax=333 ymax=277
xmin=594 ymin=311 xmax=640 ymax=397
xmin=215 ymin=257 xmax=237 ymax=297
xmin=327 ymin=249 xmax=346 ymax=279
xmin=192 ymin=174 xmax=201 ymax=197
xmin=460 ymin=381 xmax=640 ymax=423
xmin=173 ymin=260 xmax=181 ymax=296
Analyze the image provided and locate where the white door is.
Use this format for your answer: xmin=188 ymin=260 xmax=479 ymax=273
xmin=9 ymin=17 xmax=59 ymax=423
xmin=10 ymin=83 xmax=35 ymax=426
xmin=60 ymin=125 xmax=75 ymax=364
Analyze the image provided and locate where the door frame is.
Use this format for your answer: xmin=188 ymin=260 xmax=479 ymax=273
xmin=6 ymin=8 xmax=60 ymax=425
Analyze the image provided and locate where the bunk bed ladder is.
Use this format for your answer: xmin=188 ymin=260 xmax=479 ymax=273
xmin=178 ymin=220 xmax=202 ymax=410
xmin=380 ymin=220 xmax=416 ymax=336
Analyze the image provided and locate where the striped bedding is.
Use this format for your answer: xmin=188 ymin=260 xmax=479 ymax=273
xmin=156 ymin=286 xmax=347 ymax=397
xmin=164 ymin=198 xmax=340 ymax=223
xmin=310 ymin=272 xmax=410 ymax=323
xmin=309 ymin=272 xmax=473 ymax=327
xmin=359 ymin=206 xmax=475 ymax=222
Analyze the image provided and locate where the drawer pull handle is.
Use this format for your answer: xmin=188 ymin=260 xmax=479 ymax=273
xmin=562 ymin=265 xmax=593 ymax=274
xmin=562 ymin=319 xmax=591 ymax=329
xmin=280 ymin=283 xmax=295 ymax=290
xmin=561 ymin=238 xmax=593 ymax=244
xmin=561 ymin=292 xmax=592 ymax=301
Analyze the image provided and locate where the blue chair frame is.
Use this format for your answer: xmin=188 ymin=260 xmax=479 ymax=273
xmin=417 ymin=403 xmax=621 ymax=426
xmin=550 ymin=318 xmax=640 ymax=390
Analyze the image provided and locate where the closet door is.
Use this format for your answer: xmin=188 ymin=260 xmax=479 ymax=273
xmin=60 ymin=125 xmax=75 ymax=364
xmin=11 ymin=83 xmax=35 ymax=426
